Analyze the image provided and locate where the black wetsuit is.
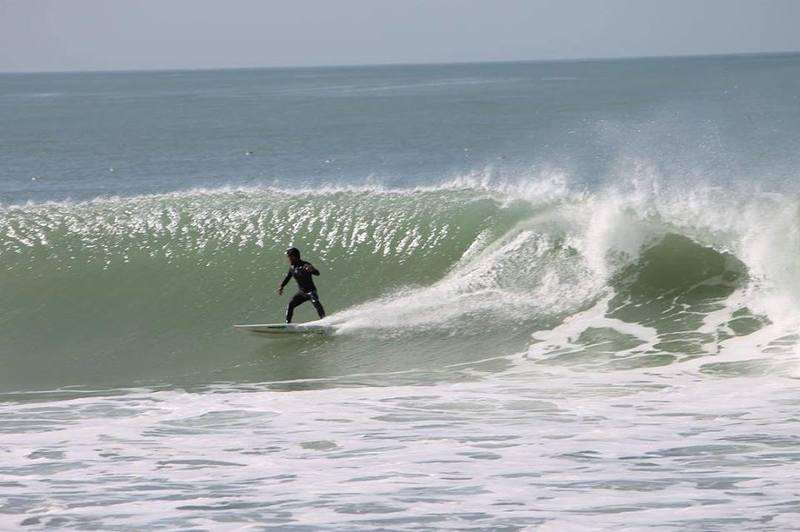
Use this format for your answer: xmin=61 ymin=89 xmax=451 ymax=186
xmin=280 ymin=259 xmax=325 ymax=323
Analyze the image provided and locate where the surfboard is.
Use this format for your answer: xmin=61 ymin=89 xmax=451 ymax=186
xmin=233 ymin=323 xmax=332 ymax=336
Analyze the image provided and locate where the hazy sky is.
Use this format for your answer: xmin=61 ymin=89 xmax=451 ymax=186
xmin=2 ymin=0 xmax=799 ymax=72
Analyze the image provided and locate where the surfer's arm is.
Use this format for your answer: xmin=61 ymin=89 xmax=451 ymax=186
xmin=305 ymin=263 xmax=320 ymax=276
xmin=278 ymin=270 xmax=292 ymax=294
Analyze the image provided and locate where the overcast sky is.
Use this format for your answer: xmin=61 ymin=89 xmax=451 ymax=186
xmin=1 ymin=0 xmax=799 ymax=72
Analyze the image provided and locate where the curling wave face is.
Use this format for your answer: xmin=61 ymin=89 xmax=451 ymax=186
xmin=2 ymin=175 xmax=800 ymax=393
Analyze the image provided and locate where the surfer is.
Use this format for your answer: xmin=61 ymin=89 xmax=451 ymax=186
xmin=278 ymin=247 xmax=326 ymax=323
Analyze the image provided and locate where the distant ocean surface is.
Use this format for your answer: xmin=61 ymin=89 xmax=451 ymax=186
xmin=2 ymin=54 xmax=800 ymax=529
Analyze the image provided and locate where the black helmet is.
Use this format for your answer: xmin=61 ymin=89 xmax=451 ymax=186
xmin=285 ymin=247 xmax=300 ymax=258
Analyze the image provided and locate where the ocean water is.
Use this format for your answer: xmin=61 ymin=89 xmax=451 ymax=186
xmin=2 ymin=54 xmax=800 ymax=529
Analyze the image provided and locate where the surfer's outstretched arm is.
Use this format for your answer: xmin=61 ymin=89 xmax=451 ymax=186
xmin=307 ymin=264 xmax=320 ymax=276
xmin=277 ymin=270 xmax=291 ymax=294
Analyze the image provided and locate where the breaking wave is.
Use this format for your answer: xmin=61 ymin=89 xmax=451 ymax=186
xmin=2 ymin=174 xmax=800 ymax=391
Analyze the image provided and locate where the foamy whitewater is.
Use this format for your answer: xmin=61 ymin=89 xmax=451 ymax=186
xmin=2 ymin=55 xmax=800 ymax=530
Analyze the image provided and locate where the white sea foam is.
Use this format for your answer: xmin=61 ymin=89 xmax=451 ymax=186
xmin=2 ymin=364 xmax=799 ymax=530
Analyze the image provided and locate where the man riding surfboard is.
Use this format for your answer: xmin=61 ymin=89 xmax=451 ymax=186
xmin=277 ymin=247 xmax=326 ymax=323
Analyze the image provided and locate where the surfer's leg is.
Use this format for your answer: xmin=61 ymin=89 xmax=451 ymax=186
xmin=285 ymin=292 xmax=309 ymax=323
xmin=309 ymin=291 xmax=326 ymax=319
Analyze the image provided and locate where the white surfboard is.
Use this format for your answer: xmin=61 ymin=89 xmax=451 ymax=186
xmin=233 ymin=323 xmax=332 ymax=336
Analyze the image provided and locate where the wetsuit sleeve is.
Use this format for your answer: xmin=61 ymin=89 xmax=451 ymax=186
xmin=309 ymin=264 xmax=320 ymax=276
xmin=280 ymin=269 xmax=292 ymax=288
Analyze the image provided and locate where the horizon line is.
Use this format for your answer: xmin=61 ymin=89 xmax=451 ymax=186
xmin=2 ymin=49 xmax=799 ymax=76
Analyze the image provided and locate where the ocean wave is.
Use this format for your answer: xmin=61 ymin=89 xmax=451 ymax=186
xmin=2 ymin=176 xmax=799 ymax=391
